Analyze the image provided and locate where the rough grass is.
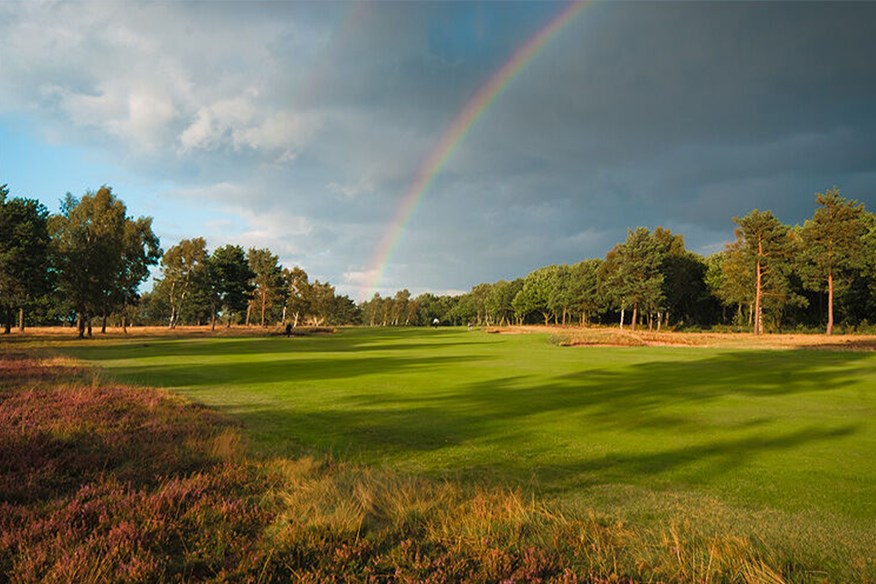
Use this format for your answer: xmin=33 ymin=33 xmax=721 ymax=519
xmin=5 ymin=328 xmax=876 ymax=581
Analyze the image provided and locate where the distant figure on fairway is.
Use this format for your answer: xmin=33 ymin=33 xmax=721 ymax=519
xmin=285 ymin=323 xmax=293 ymax=337
xmin=432 ymin=318 xmax=439 ymax=328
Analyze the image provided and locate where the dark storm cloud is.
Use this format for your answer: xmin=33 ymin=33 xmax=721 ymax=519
xmin=2 ymin=1 xmax=875 ymax=298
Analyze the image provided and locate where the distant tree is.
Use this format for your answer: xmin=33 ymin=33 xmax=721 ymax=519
xmin=326 ymin=294 xmax=360 ymax=325
xmin=210 ymin=244 xmax=255 ymax=328
xmin=547 ymin=265 xmax=577 ymax=325
xmin=391 ymin=289 xmax=412 ymax=325
xmin=116 ymin=217 xmax=161 ymax=332
xmin=513 ymin=265 xmax=561 ymax=325
xmin=569 ymin=259 xmax=602 ymax=326
xmin=485 ymin=279 xmax=523 ymax=326
xmin=410 ymin=293 xmax=435 ymax=326
xmin=49 ymin=187 xmax=127 ymax=338
xmin=0 ymin=185 xmax=52 ymax=333
xmin=732 ymin=210 xmax=799 ymax=334
xmin=470 ymin=283 xmax=492 ymax=326
xmin=159 ymin=238 xmax=209 ymax=329
xmin=601 ymin=228 xmax=664 ymax=331
xmin=450 ymin=292 xmax=477 ymax=325
xmin=799 ymin=188 xmax=866 ymax=335
xmin=705 ymin=250 xmax=751 ymax=326
xmin=247 ymin=248 xmax=284 ymax=327
xmin=308 ymin=280 xmax=337 ymax=326
xmin=651 ymin=227 xmax=710 ymax=328
xmin=283 ymin=266 xmax=311 ymax=328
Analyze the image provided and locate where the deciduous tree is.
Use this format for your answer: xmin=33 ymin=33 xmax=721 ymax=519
xmin=159 ymin=238 xmax=209 ymax=329
xmin=0 ymin=185 xmax=52 ymax=333
xmin=49 ymin=187 xmax=127 ymax=338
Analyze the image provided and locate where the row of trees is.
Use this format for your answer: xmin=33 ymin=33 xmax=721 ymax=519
xmin=140 ymin=239 xmax=357 ymax=329
xmin=362 ymin=188 xmax=875 ymax=335
xmin=1 ymin=183 xmax=872 ymax=336
xmin=0 ymin=185 xmax=161 ymax=337
xmin=0 ymin=184 xmax=357 ymax=337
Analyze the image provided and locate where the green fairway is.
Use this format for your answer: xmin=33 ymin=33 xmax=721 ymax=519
xmin=60 ymin=328 xmax=876 ymax=525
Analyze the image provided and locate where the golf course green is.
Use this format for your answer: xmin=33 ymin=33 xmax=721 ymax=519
xmin=60 ymin=327 xmax=876 ymax=572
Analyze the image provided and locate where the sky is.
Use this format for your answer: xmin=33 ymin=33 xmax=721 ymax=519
xmin=1 ymin=1 xmax=875 ymax=301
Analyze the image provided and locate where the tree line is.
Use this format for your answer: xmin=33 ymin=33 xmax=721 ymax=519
xmin=1 ymin=183 xmax=874 ymax=336
xmin=363 ymin=188 xmax=876 ymax=335
xmin=0 ymin=184 xmax=357 ymax=337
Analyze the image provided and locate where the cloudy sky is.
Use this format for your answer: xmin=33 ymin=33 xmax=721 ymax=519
xmin=2 ymin=1 xmax=875 ymax=300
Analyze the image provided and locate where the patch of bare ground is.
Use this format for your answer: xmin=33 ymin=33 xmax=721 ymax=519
xmin=489 ymin=325 xmax=876 ymax=351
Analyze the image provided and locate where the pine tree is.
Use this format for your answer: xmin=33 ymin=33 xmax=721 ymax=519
xmin=799 ymin=188 xmax=866 ymax=335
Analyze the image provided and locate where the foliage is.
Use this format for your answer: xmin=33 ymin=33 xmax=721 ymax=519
xmin=209 ymin=244 xmax=255 ymax=327
xmin=246 ymin=247 xmax=285 ymax=327
xmin=0 ymin=185 xmax=52 ymax=333
xmin=799 ymin=187 xmax=866 ymax=334
xmin=157 ymin=237 xmax=209 ymax=328
xmin=49 ymin=187 xmax=129 ymax=337
xmin=732 ymin=209 xmax=804 ymax=334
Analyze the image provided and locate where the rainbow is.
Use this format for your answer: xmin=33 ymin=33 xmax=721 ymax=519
xmin=363 ymin=0 xmax=588 ymax=299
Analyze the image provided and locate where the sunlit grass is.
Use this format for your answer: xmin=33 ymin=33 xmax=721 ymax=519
xmin=26 ymin=327 xmax=876 ymax=578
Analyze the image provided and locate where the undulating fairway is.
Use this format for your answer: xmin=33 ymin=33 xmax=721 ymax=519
xmin=60 ymin=327 xmax=876 ymax=572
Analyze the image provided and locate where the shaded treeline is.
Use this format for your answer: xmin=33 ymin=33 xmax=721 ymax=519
xmin=2 ymin=183 xmax=874 ymax=335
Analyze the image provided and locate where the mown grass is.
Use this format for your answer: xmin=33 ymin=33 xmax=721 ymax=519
xmin=1 ymin=348 xmax=803 ymax=583
xmin=6 ymin=327 xmax=876 ymax=580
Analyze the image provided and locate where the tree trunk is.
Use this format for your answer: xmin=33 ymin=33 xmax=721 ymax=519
xmin=3 ymin=308 xmax=11 ymax=334
xmin=754 ymin=243 xmax=763 ymax=335
xmin=18 ymin=307 xmax=24 ymax=332
xmin=630 ymin=304 xmax=638 ymax=332
xmin=245 ymin=304 xmax=252 ymax=327
xmin=827 ymin=268 xmax=834 ymax=335
xmin=260 ymin=290 xmax=267 ymax=327
xmin=657 ymin=312 xmax=661 ymax=332
xmin=619 ymin=307 xmax=624 ymax=330
xmin=87 ymin=317 xmax=93 ymax=337
xmin=101 ymin=307 xmax=108 ymax=334
xmin=78 ymin=313 xmax=86 ymax=338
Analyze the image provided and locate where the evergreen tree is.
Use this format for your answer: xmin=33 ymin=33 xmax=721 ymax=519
xmin=799 ymin=188 xmax=866 ymax=335
xmin=602 ymin=228 xmax=664 ymax=331
xmin=732 ymin=210 xmax=799 ymax=334
xmin=210 ymin=244 xmax=255 ymax=327
xmin=247 ymin=247 xmax=284 ymax=327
